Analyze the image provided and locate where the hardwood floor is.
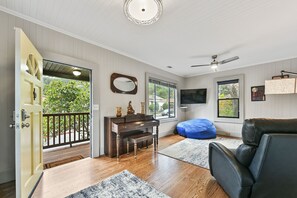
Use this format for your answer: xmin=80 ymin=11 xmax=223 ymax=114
xmin=0 ymin=181 xmax=15 ymax=198
xmin=43 ymin=142 xmax=90 ymax=165
xmin=0 ymin=135 xmax=228 ymax=198
xmin=33 ymin=135 xmax=227 ymax=198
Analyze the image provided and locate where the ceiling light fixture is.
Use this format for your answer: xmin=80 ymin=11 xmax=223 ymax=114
xmin=280 ymin=70 xmax=297 ymax=78
xmin=211 ymin=63 xmax=218 ymax=71
xmin=124 ymin=0 xmax=163 ymax=25
xmin=265 ymin=78 xmax=296 ymax=94
xmin=265 ymin=70 xmax=297 ymax=94
xmin=73 ymin=70 xmax=81 ymax=76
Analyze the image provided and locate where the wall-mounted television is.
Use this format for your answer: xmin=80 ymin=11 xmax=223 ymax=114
xmin=180 ymin=89 xmax=207 ymax=104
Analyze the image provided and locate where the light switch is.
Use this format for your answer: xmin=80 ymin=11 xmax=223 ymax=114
xmin=93 ymin=104 xmax=99 ymax=111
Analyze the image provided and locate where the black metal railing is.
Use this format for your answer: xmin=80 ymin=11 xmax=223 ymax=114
xmin=43 ymin=112 xmax=90 ymax=149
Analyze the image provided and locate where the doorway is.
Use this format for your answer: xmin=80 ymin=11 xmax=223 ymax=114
xmin=42 ymin=60 xmax=92 ymax=169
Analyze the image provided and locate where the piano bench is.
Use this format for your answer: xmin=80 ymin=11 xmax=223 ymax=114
xmin=127 ymin=132 xmax=155 ymax=159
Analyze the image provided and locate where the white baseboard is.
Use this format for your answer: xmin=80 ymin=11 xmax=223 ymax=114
xmin=0 ymin=169 xmax=15 ymax=184
xmin=159 ymin=130 xmax=174 ymax=138
xmin=217 ymin=130 xmax=242 ymax=138
xmin=216 ymin=131 xmax=231 ymax=136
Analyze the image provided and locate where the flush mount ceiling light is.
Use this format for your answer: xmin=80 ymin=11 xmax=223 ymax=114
xmin=124 ymin=0 xmax=163 ymax=25
xmin=73 ymin=69 xmax=81 ymax=76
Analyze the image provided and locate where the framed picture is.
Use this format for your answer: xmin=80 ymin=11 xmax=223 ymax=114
xmin=251 ymin=86 xmax=266 ymax=101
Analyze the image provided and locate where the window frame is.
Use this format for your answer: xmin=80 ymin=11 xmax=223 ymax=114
xmin=146 ymin=73 xmax=178 ymax=122
xmin=217 ymin=98 xmax=240 ymax=118
xmin=214 ymin=75 xmax=244 ymax=123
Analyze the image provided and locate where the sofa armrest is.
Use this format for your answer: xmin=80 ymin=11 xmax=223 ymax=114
xmin=209 ymin=142 xmax=254 ymax=198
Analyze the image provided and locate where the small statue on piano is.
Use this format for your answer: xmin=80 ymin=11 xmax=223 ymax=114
xmin=127 ymin=101 xmax=135 ymax=115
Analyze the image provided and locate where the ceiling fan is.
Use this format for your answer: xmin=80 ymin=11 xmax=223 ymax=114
xmin=190 ymin=55 xmax=239 ymax=71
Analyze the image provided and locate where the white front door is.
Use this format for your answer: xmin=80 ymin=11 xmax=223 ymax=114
xmin=15 ymin=28 xmax=43 ymax=198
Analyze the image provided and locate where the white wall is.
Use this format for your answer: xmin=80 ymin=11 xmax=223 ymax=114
xmin=184 ymin=58 xmax=297 ymax=137
xmin=0 ymin=11 xmax=185 ymax=183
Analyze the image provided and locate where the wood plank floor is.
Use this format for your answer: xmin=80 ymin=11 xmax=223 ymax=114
xmin=32 ymin=135 xmax=228 ymax=198
xmin=43 ymin=142 xmax=90 ymax=165
xmin=0 ymin=181 xmax=15 ymax=198
xmin=0 ymin=135 xmax=228 ymax=198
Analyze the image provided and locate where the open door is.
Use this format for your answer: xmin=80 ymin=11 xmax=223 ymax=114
xmin=15 ymin=28 xmax=43 ymax=198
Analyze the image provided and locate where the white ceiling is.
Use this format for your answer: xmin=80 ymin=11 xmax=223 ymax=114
xmin=1 ymin=0 xmax=297 ymax=77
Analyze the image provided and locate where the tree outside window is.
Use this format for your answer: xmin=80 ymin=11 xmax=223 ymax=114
xmin=217 ymin=79 xmax=239 ymax=118
xmin=148 ymin=78 xmax=176 ymax=119
xmin=42 ymin=76 xmax=90 ymax=140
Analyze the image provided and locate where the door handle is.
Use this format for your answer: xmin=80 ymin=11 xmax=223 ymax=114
xmin=22 ymin=123 xmax=30 ymax=128
xmin=9 ymin=123 xmax=15 ymax=128
xmin=21 ymin=109 xmax=30 ymax=121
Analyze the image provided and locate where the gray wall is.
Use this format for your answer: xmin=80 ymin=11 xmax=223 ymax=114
xmin=184 ymin=58 xmax=297 ymax=137
xmin=0 ymin=11 xmax=186 ymax=183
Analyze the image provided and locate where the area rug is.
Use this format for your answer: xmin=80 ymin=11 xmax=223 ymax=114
xmin=67 ymin=170 xmax=170 ymax=198
xmin=43 ymin=155 xmax=84 ymax=169
xmin=158 ymin=137 xmax=242 ymax=169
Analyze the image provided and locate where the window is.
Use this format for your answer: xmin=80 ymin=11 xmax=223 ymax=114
xmin=215 ymin=75 xmax=244 ymax=123
xmin=217 ymin=79 xmax=239 ymax=118
xmin=148 ymin=78 xmax=177 ymax=119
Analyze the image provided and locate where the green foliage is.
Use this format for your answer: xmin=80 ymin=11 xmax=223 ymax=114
xmin=162 ymin=102 xmax=168 ymax=110
xmin=149 ymin=83 xmax=170 ymax=100
xmin=149 ymin=82 xmax=177 ymax=118
xmin=42 ymin=76 xmax=90 ymax=141
xmin=156 ymin=85 xmax=169 ymax=99
xmin=149 ymin=102 xmax=159 ymax=113
xmin=218 ymin=83 xmax=239 ymax=99
xmin=219 ymin=100 xmax=239 ymax=117
xmin=218 ymin=82 xmax=239 ymax=117
xmin=148 ymin=83 xmax=155 ymax=96
xmin=43 ymin=77 xmax=90 ymax=113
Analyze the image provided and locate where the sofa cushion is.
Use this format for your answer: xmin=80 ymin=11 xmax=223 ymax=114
xmin=242 ymin=118 xmax=297 ymax=146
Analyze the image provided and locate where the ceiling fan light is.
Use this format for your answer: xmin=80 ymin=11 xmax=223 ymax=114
xmin=124 ymin=0 xmax=163 ymax=25
xmin=73 ymin=70 xmax=81 ymax=76
xmin=211 ymin=64 xmax=218 ymax=71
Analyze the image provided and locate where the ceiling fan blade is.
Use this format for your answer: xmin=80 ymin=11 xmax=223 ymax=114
xmin=190 ymin=64 xmax=211 ymax=67
xmin=219 ymin=56 xmax=239 ymax=64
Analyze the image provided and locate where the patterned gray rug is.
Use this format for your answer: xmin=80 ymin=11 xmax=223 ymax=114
xmin=158 ymin=137 xmax=242 ymax=169
xmin=66 ymin=170 xmax=170 ymax=198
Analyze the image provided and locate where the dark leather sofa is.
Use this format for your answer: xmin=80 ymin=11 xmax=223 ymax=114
xmin=209 ymin=118 xmax=297 ymax=198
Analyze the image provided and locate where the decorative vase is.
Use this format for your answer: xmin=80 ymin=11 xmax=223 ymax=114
xmin=116 ymin=107 xmax=122 ymax=117
xmin=140 ymin=102 xmax=145 ymax=114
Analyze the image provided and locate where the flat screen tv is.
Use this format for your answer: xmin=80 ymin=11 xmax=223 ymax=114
xmin=180 ymin=89 xmax=207 ymax=104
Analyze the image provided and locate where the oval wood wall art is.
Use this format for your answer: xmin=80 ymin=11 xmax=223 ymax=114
xmin=111 ymin=73 xmax=138 ymax=94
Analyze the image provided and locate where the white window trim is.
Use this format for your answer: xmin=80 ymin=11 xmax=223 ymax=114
xmin=145 ymin=73 xmax=178 ymax=123
xmin=214 ymin=74 xmax=245 ymax=124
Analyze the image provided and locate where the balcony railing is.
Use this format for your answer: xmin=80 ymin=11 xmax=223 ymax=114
xmin=43 ymin=112 xmax=90 ymax=149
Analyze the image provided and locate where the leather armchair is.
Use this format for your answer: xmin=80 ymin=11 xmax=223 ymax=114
xmin=209 ymin=119 xmax=297 ymax=198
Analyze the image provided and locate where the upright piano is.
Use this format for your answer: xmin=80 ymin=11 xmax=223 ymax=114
xmin=104 ymin=114 xmax=160 ymax=158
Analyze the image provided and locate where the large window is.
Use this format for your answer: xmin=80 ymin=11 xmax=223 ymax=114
xmin=148 ymin=78 xmax=177 ymax=119
xmin=215 ymin=75 xmax=244 ymax=123
xmin=217 ymin=79 xmax=239 ymax=118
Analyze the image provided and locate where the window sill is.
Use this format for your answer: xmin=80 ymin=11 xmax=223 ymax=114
xmin=214 ymin=118 xmax=244 ymax=124
xmin=157 ymin=117 xmax=178 ymax=124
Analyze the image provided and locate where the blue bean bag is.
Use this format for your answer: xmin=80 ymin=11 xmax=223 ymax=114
xmin=176 ymin=119 xmax=216 ymax=139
